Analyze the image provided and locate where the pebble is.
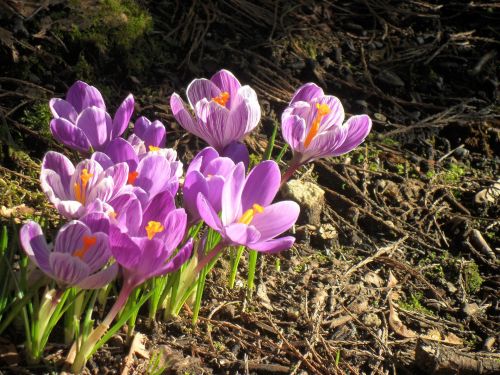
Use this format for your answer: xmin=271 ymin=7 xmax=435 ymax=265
xmin=453 ymin=147 xmax=470 ymax=159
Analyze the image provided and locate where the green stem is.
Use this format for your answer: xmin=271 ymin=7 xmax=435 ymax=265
xmin=228 ymin=246 xmax=245 ymax=289
xmin=247 ymin=250 xmax=258 ymax=295
xmin=71 ymin=282 xmax=133 ymax=373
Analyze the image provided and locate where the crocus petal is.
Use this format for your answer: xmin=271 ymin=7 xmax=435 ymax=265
xmin=300 ymin=125 xmax=349 ymax=163
xmin=141 ymin=190 xmax=176 ymax=234
xmin=204 ymin=157 xmax=235 ymax=178
xmin=42 ymin=151 xmax=75 ymax=187
xmin=205 ymin=175 xmax=225 ymax=213
xmin=86 ymin=176 xmax=114 ymax=203
xmin=81 ymin=232 xmax=110 ymax=272
xmin=49 ymin=98 xmax=78 ymax=123
xmin=221 ymin=142 xmax=249 ymax=169
xmin=50 ymin=118 xmax=91 ymax=152
xmin=195 ymin=99 xmax=230 ymax=150
xmin=55 ymin=221 xmax=90 ymax=255
xmin=66 ymin=81 xmax=105 ymax=112
xmin=76 ymin=107 xmax=112 ymax=151
xmin=135 ymin=155 xmax=172 ymax=198
xmin=76 ymin=263 xmax=118 ymax=289
xmin=80 ymin=211 xmax=110 ymax=234
xmin=91 ymin=151 xmax=114 ymax=169
xmin=210 ymin=70 xmax=241 ymax=108
xmin=143 ymin=120 xmax=166 ymax=148
xmin=161 ymin=238 xmax=193 ymax=274
xmin=241 ymin=160 xmax=280 ymax=211
xmin=49 ymin=252 xmax=90 ymax=285
xmin=56 ymin=201 xmax=85 ymax=219
xmin=186 ymin=147 xmax=219 ymax=175
xmin=331 ymin=115 xmax=372 ymax=156
xmin=134 ymin=116 xmax=150 ymax=139
xmin=316 ymin=95 xmax=345 ymax=131
xmin=225 ymin=223 xmax=261 ymax=245
xmin=232 ymin=85 xmax=261 ymax=134
xmin=250 ymin=201 xmax=300 ymax=241
xmin=183 ymin=171 xmax=209 ymax=221
xmin=250 ymin=236 xmax=296 ymax=253
xmin=290 ymin=82 xmax=324 ymax=104
xmin=41 ymin=170 xmax=68 ymax=204
xmin=186 ymin=78 xmax=221 ymax=109
xmin=105 ymin=138 xmax=139 ymax=171
xmin=196 ymin=193 xmax=222 ymax=230
xmin=221 ymin=163 xmax=245 ymax=225
xmin=20 ymin=221 xmax=51 ymax=273
xmin=69 ymin=159 xmax=103 ymax=200
xmin=158 ymin=208 xmax=187 ymax=252
xmin=112 ymin=94 xmax=134 ymax=138
xmin=109 ymin=226 xmax=142 ymax=269
xmin=170 ymin=94 xmax=200 ymax=137
xmin=109 ymin=192 xmax=142 ymax=234
xmin=104 ymin=162 xmax=129 ymax=196
xmin=282 ymin=114 xmax=306 ymax=151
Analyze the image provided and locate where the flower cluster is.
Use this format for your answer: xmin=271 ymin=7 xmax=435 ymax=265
xmin=17 ymin=70 xmax=371 ymax=371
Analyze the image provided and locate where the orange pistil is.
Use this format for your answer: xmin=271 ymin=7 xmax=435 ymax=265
xmin=73 ymin=235 xmax=97 ymax=259
xmin=238 ymin=204 xmax=264 ymax=225
xmin=73 ymin=168 xmax=93 ymax=204
xmin=145 ymin=221 xmax=164 ymax=240
xmin=303 ymin=103 xmax=331 ymax=148
xmin=148 ymin=145 xmax=160 ymax=152
xmin=212 ymin=91 xmax=230 ymax=107
xmin=127 ymin=171 xmax=139 ymax=185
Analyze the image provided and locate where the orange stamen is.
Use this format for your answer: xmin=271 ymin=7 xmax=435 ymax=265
xmin=73 ymin=235 xmax=97 ymax=259
xmin=108 ymin=211 xmax=117 ymax=219
xmin=148 ymin=145 xmax=160 ymax=152
xmin=127 ymin=171 xmax=139 ymax=185
xmin=212 ymin=91 xmax=230 ymax=107
xmin=73 ymin=168 xmax=94 ymax=204
xmin=304 ymin=103 xmax=331 ymax=148
xmin=145 ymin=221 xmax=164 ymax=240
xmin=238 ymin=204 xmax=264 ymax=225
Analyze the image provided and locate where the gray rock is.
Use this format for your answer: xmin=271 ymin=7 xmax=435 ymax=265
xmin=282 ymin=179 xmax=325 ymax=226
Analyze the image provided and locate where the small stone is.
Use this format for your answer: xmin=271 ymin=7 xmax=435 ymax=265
xmin=282 ymin=180 xmax=325 ymax=226
xmin=483 ymin=337 xmax=495 ymax=351
xmin=363 ymin=313 xmax=382 ymax=328
xmin=453 ymin=147 xmax=469 ymax=159
xmin=374 ymin=112 xmax=387 ymax=122
xmin=376 ymin=70 xmax=405 ymax=87
xmin=474 ymin=179 xmax=500 ymax=205
xmin=462 ymin=302 xmax=481 ymax=317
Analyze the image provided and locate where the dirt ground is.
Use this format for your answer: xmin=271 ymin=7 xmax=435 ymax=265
xmin=0 ymin=1 xmax=499 ymax=374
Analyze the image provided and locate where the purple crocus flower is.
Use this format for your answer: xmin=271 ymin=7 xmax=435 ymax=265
xmin=196 ymin=160 xmax=300 ymax=253
xmin=49 ymin=80 xmax=134 ymax=152
xmin=183 ymin=147 xmax=236 ymax=223
xmin=20 ymin=213 xmax=118 ymax=289
xmin=170 ymin=69 xmax=261 ymax=152
xmin=133 ymin=116 xmax=166 ymax=149
xmin=108 ymin=190 xmax=192 ymax=289
xmin=282 ymin=83 xmax=372 ymax=165
xmin=93 ymin=138 xmax=182 ymax=201
xmin=40 ymin=151 xmax=128 ymax=219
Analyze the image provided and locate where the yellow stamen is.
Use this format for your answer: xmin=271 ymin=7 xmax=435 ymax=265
xmin=145 ymin=221 xmax=164 ymax=240
xmin=127 ymin=171 xmax=139 ymax=185
xmin=73 ymin=235 xmax=97 ymax=259
xmin=73 ymin=168 xmax=94 ymax=204
xmin=238 ymin=204 xmax=264 ymax=225
xmin=304 ymin=103 xmax=331 ymax=148
xmin=212 ymin=91 xmax=230 ymax=107
xmin=148 ymin=145 xmax=160 ymax=152
xmin=108 ymin=211 xmax=117 ymax=219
